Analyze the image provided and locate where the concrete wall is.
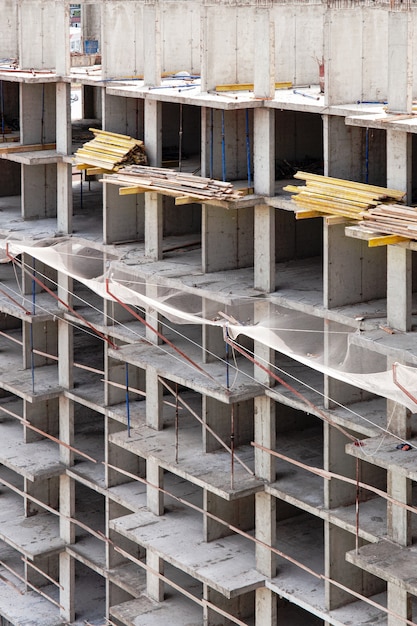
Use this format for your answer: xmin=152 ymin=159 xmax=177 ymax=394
xmin=0 ymin=0 xmax=18 ymax=60
xmin=325 ymin=8 xmax=389 ymax=105
xmin=273 ymin=4 xmax=325 ymax=87
xmin=18 ymin=0 xmax=56 ymax=70
xmin=101 ymin=1 xmax=145 ymax=79
xmin=203 ymin=5 xmax=255 ymax=90
xmin=160 ymin=1 xmax=201 ymax=75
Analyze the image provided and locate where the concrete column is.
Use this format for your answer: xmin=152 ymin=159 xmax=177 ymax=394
xmin=59 ymin=473 xmax=75 ymax=622
xmin=387 ymin=11 xmax=413 ymax=115
xmin=147 ymin=550 xmax=164 ymax=602
xmin=202 ymin=396 xmax=230 ymax=453
xmin=253 ymin=109 xmax=274 ymax=196
xmin=387 ymin=583 xmax=411 ymax=626
xmin=143 ymin=2 xmax=161 ymax=87
xmin=253 ymin=8 xmax=275 ymax=100
xmin=145 ymin=280 xmax=162 ymax=344
xmin=387 ymin=246 xmax=412 ymax=332
xmin=56 ymin=82 xmax=72 ymax=234
xmin=147 ymin=457 xmax=164 ymax=515
xmin=202 ymin=299 xmax=224 ymax=364
xmin=254 ymin=396 xmax=275 ymax=484
xmin=324 ymin=423 xmax=356 ymax=510
xmin=55 ymin=0 xmax=70 ymax=76
xmin=145 ymin=192 xmax=163 ymax=260
xmin=24 ymin=476 xmax=58 ymax=517
xmin=255 ymin=491 xmax=276 ymax=578
xmin=146 ymin=367 xmax=163 ymax=430
xmin=202 ymin=205 xmax=250 ymax=273
xmin=386 ymin=130 xmax=412 ymax=202
xmin=255 ymin=587 xmax=277 ymax=625
xmin=254 ymin=204 xmax=275 ymax=293
xmin=144 ymin=98 xmax=162 ymax=168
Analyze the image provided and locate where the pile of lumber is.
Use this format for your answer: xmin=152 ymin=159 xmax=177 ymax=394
xmin=108 ymin=164 xmax=244 ymax=202
xmin=74 ymin=128 xmax=147 ymax=171
xmin=284 ymin=172 xmax=405 ymax=220
xmin=361 ymin=204 xmax=417 ymax=239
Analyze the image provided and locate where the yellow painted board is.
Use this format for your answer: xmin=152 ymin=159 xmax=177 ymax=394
xmin=295 ymin=210 xmax=322 ymax=219
xmin=119 ymin=186 xmax=147 ymax=196
xmin=294 ymin=171 xmax=405 ymax=200
xmin=215 ymin=81 xmax=292 ymax=92
xmin=175 ymin=196 xmax=194 ymax=205
xmin=368 ymin=234 xmax=410 ymax=247
xmin=86 ymin=167 xmax=110 ymax=175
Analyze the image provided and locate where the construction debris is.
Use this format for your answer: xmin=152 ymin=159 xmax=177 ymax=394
xmin=285 ymin=172 xmax=405 ymax=220
xmin=105 ymin=165 xmax=244 ymax=202
xmin=73 ymin=128 xmax=147 ymax=171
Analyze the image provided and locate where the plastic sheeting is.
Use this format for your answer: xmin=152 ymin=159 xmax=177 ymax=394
xmin=3 ymin=236 xmax=417 ymax=413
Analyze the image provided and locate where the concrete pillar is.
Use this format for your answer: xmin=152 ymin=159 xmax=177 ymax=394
xmin=387 ymin=11 xmax=413 ymax=115
xmin=145 ymin=280 xmax=162 ymax=344
xmin=144 ymin=98 xmax=162 ymax=168
xmin=387 ymin=246 xmax=412 ymax=332
xmin=147 ymin=458 xmax=164 ymax=516
xmin=202 ymin=299 xmax=224 ymax=364
xmin=55 ymin=0 xmax=70 ymax=76
xmin=255 ymin=491 xmax=276 ymax=578
xmin=202 ymin=396 xmax=230 ymax=453
xmin=147 ymin=550 xmax=164 ymax=602
xmin=324 ymin=423 xmax=356 ymax=510
xmin=102 ymin=93 xmax=144 ymax=138
xmin=253 ymin=8 xmax=274 ymax=100
xmin=386 ymin=130 xmax=412 ymax=202
xmin=387 ymin=583 xmax=411 ymax=626
xmin=59 ymin=473 xmax=75 ymax=623
xmin=143 ymin=2 xmax=161 ymax=87
xmin=145 ymin=192 xmax=163 ymax=260
xmin=255 ymin=587 xmax=276 ymax=625
xmin=56 ymin=82 xmax=72 ymax=234
xmin=323 ymin=114 xmax=362 ymax=181
xmin=253 ymin=109 xmax=274 ymax=196
xmin=254 ymin=396 xmax=275 ymax=484
xmin=203 ymin=491 xmax=254 ymax=542
xmin=254 ymin=204 xmax=275 ymax=293
xmin=146 ymin=367 xmax=163 ymax=430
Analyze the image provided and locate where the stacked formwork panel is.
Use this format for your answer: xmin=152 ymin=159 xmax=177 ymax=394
xmin=0 ymin=1 xmax=416 ymax=625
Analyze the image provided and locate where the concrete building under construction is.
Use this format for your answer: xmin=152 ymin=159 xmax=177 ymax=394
xmin=1 ymin=0 xmax=417 ymax=624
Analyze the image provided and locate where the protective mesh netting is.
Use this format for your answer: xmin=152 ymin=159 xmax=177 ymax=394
xmin=3 ymin=236 xmax=417 ymax=412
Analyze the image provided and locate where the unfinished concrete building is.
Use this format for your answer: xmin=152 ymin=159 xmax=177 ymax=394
xmin=1 ymin=0 xmax=417 ymax=624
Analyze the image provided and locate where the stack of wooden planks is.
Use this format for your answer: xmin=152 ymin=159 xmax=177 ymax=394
xmin=107 ymin=164 xmax=244 ymax=202
xmin=284 ymin=172 xmax=405 ymax=220
xmin=74 ymin=128 xmax=147 ymax=171
xmin=360 ymin=204 xmax=417 ymax=239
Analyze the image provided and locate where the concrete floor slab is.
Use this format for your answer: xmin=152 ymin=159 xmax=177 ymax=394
xmin=0 ymin=419 xmax=64 ymax=480
xmin=110 ymin=592 xmax=203 ymax=626
xmin=346 ymin=434 xmax=417 ymax=480
xmin=109 ymin=416 xmax=262 ymax=501
xmin=0 ymin=479 xmax=64 ymax=559
xmin=346 ymin=539 xmax=417 ymax=594
xmin=110 ymin=505 xmax=264 ymax=598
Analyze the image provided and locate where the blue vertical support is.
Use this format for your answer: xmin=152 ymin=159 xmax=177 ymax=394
xmin=225 ymin=324 xmax=230 ymax=390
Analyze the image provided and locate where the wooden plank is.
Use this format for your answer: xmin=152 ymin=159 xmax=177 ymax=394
xmin=86 ymin=167 xmax=109 ymax=175
xmin=119 ymin=186 xmax=147 ymax=196
xmin=0 ymin=142 xmax=56 ymax=155
xmin=215 ymin=81 xmax=292 ymax=92
xmin=295 ymin=210 xmax=322 ymax=219
xmin=368 ymin=234 xmax=410 ymax=247
xmin=175 ymin=196 xmax=195 ymax=205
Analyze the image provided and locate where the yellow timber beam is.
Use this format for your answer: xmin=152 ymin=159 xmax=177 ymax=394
xmin=368 ymin=234 xmax=410 ymax=247
xmin=215 ymin=82 xmax=292 ymax=92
